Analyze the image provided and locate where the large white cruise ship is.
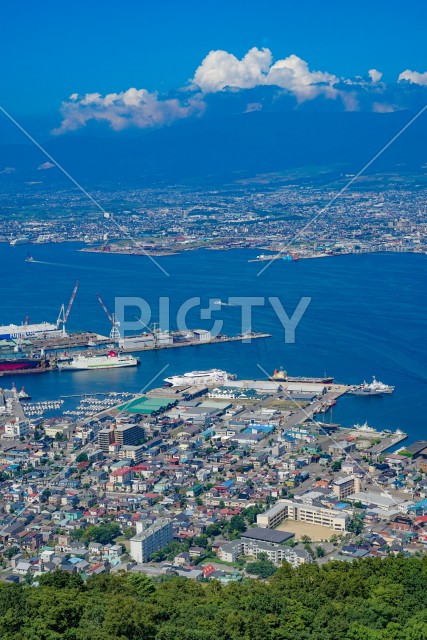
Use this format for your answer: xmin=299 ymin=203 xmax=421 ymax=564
xmin=58 ymin=351 xmax=139 ymax=371
xmin=163 ymin=369 xmax=236 ymax=387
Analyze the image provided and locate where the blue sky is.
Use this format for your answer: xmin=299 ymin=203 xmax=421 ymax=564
xmin=2 ymin=0 xmax=426 ymax=117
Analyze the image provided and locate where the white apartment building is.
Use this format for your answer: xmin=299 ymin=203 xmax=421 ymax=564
xmin=130 ymin=518 xmax=173 ymax=563
xmin=4 ymin=417 xmax=30 ymax=439
xmin=218 ymin=538 xmax=311 ymax=568
xmin=257 ymin=499 xmax=348 ymax=532
xmin=332 ymin=475 xmax=361 ymax=500
xmin=118 ymin=445 xmax=145 ymax=465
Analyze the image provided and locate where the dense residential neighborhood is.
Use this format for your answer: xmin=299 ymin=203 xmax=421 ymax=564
xmin=0 ymin=376 xmax=426 ymax=585
xmin=1 ymin=183 xmax=427 ymax=259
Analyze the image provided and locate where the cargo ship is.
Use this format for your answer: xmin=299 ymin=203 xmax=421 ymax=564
xmin=164 ymin=369 xmax=237 ymax=387
xmin=0 ymin=356 xmax=50 ymax=375
xmin=269 ymin=367 xmax=334 ymax=384
xmin=57 ymin=350 xmax=140 ymax=371
xmin=0 ymin=322 xmax=61 ymax=341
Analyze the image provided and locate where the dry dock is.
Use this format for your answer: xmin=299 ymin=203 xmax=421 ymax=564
xmin=31 ymin=332 xmax=111 ymax=351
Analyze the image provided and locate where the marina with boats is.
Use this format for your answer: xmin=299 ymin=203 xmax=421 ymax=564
xmin=0 ymin=365 xmax=406 ymax=457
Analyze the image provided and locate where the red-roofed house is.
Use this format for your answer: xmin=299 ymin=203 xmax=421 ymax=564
xmin=109 ymin=467 xmax=133 ymax=486
xmin=202 ymin=563 xmax=216 ymax=578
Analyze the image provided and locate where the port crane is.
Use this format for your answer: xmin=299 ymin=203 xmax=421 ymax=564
xmin=100 ymin=234 xmax=111 ymax=252
xmin=96 ymin=293 xmax=121 ymax=341
xmin=57 ymin=281 xmax=79 ymax=336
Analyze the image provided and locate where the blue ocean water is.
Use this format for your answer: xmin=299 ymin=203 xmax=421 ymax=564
xmin=1 ymin=243 xmax=426 ymax=443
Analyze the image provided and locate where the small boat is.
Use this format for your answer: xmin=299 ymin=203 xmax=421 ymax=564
xmin=18 ymin=386 xmax=31 ymax=401
xmin=25 ymin=252 xmax=34 ymax=263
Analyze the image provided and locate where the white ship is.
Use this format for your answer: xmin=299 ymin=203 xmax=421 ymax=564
xmin=348 ymin=376 xmax=394 ymax=395
xmin=10 ymin=237 xmax=29 ymax=246
xmin=58 ymin=350 xmax=140 ymax=371
xmin=164 ymin=369 xmax=236 ymax=387
xmin=0 ymin=322 xmax=61 ymax=341
xmin=354 ymin=421 xmax=375 ymax=432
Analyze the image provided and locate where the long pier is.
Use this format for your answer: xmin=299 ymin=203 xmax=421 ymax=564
xmin=119 ymin=332 xmax=271 ymax=353
xmin=369 ymin=432 xmax=408 ymax=453
xmin=35 ymin=331 xmax=271 ymax=357
xmin=0 ymin=332 xmax=272 ymax=376
xmin=29 ymin=331 xmax=271 ymax=354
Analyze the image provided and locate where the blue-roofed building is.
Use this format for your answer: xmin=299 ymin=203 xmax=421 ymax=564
xmin=282 ymin=433 xmax=298 ymax=443
xmin=223 ymin=479 xmax=234 ymax=489
xmin=244 ymin=423 xmax=274 ymax=436
xmin=408 ymin=498 xmax=427 ymax=515
xmin=201 ymin=428 xmax=215 ymax=438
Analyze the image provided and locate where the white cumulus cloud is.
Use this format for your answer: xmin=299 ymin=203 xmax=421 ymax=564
xmin=192 ymin=47 xmax=272 ymax=92
xmin=368 ymin=69 xmax=383 ymax=84
xmin=398 ymin=69 xmax=427 ymax=86
xmin=53 ymin=50 xmax=427 ymax=134
xmin=245 ymin=102 xmax=263 ymax=113
xmin=54 ymin=88 xmax=206 ymax=134
xmin=372 ymin=102 xmax=398 ymax=113
xmin=37 ymin=161 xmax=55 ymax=170
xmin=193 ymin=47 xmax=340 ymax=101
xmin=265 ymin=54 xmax=338 ymax=100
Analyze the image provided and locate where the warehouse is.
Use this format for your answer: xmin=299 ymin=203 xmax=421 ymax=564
xmin=118 ymin=396 xmax=177 ymax=416
xmin=285 ymin=383 xmax=326 ymax=394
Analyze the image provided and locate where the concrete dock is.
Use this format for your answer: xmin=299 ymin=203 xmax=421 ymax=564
xmin=369 ymin=432 xmax=408 ymax=453
xmin=30 ymin=331 xmax=271 ymax=356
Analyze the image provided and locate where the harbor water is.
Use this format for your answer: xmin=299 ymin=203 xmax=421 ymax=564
xmin=0 ymin=242 xmax=426 ymax=442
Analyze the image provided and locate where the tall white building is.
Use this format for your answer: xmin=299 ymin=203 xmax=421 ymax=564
xmin=130 ymin=518 xmax=173 ymax=563
xmin=333 ymin=475 xmax=361 ymax=500
xmin=4 ymin=417 xmax=30 ymax=439
xmin=257 ymin=499 xmax=348 ymax=532
xmin=218 ymin=538 xmax=311 ymax=567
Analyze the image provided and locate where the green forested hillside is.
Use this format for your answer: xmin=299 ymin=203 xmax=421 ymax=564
xmin=1 ymin=556 xmax=427 ymax=640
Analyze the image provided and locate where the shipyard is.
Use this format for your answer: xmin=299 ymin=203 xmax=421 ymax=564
xmin=0 ymin=327 xmax=272 ymax=376
xmin=0 ymin=282 xmax=272 ymax=376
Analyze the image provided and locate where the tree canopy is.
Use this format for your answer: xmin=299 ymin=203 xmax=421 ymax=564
xmin=0 ymin=555 xmax=427 ymax=639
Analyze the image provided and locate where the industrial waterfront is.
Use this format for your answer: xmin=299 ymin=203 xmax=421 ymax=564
xmin=0 ymin=242 xmax=426 ymax=441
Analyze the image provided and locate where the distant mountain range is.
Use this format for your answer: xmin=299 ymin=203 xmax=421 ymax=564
xmin=0 ymin=110 xmax=425 ymax=187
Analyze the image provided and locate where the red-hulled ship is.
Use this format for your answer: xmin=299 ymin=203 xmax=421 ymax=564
xmin=0 ymin=356 xmax=50 ymax=375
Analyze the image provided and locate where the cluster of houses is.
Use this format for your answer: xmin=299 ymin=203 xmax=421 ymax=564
xmin=0 ymin=381 xmax=426 ymax=582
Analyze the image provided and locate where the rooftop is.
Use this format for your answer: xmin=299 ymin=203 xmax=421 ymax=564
xmin=242 ymin=526 xmax=294 ymax=544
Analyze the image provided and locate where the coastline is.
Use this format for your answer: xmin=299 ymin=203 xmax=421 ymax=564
xmin=79 ymin=244 xmax=427 ymax=261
